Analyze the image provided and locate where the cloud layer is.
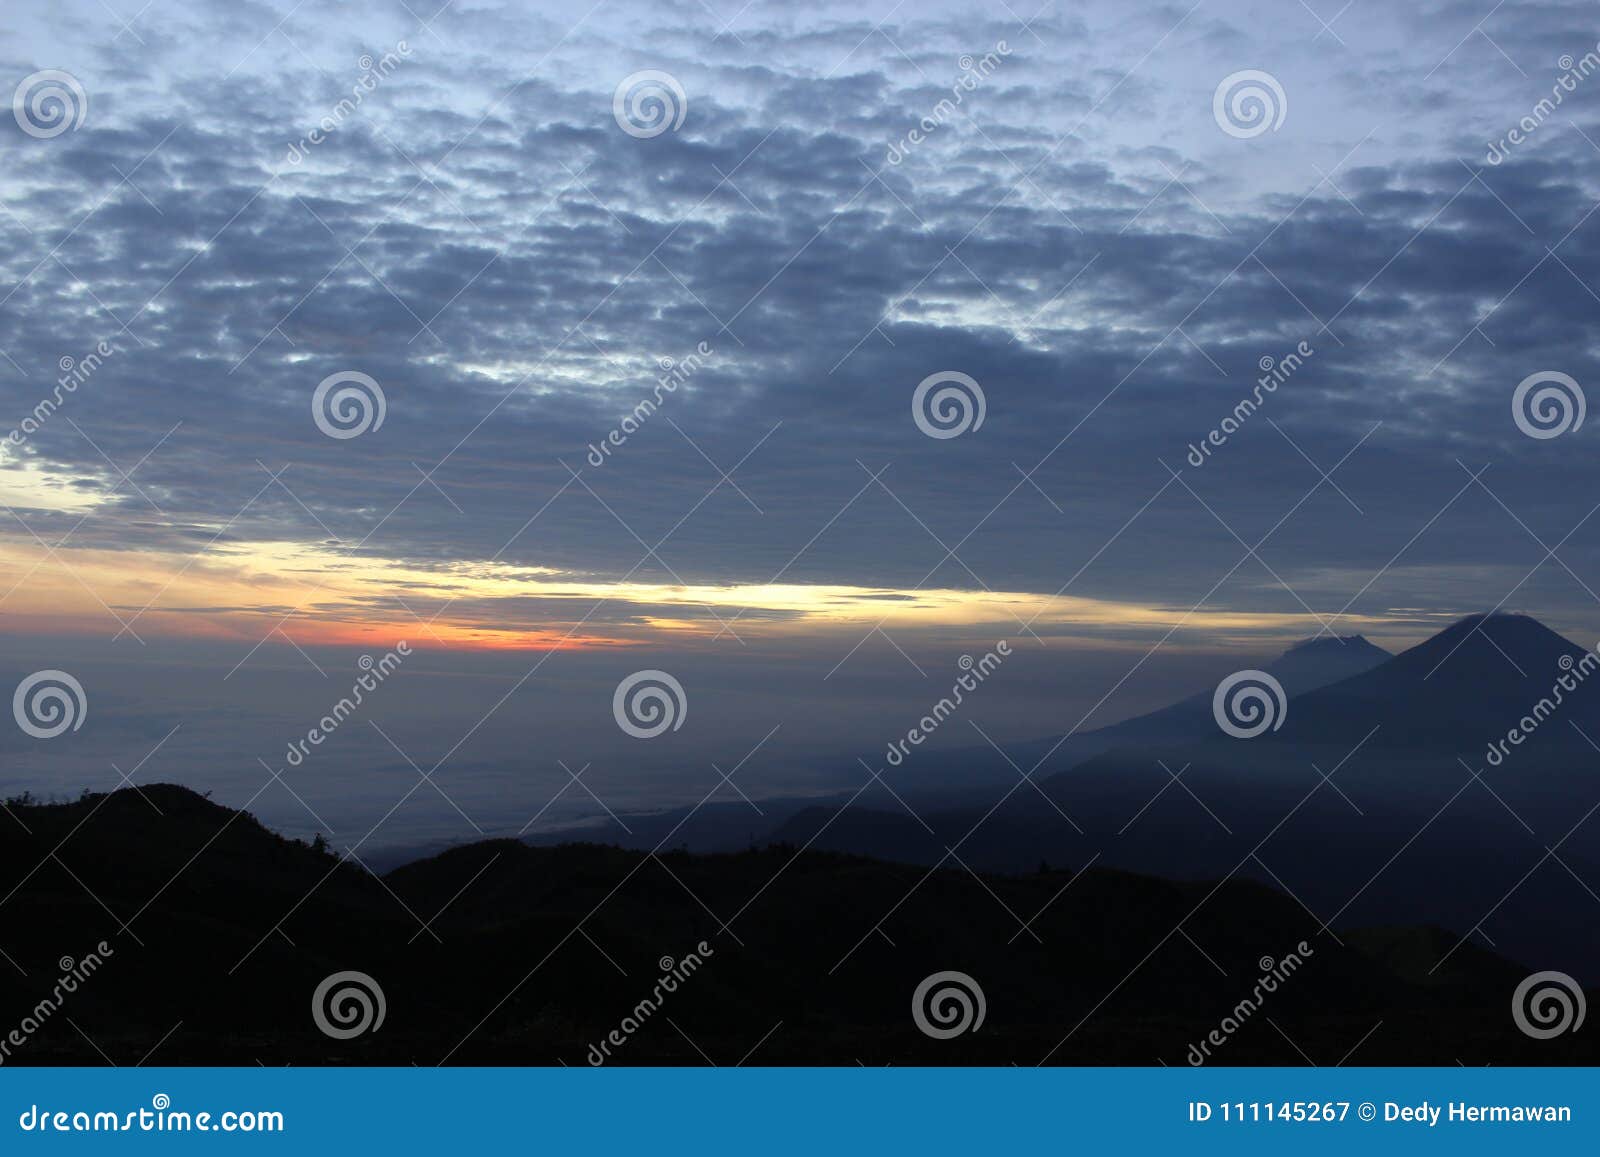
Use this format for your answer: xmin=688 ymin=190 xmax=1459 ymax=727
xmin=4 ymin=0 xmax=1600 ymax=656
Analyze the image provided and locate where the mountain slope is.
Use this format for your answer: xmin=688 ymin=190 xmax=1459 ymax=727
xmin=1274 ymin=612 xmax=1600 ymax=752
xmin=1089 ymin=633 xmax=1393 ymax=746
xmin=834 ymin=632 xmax=1395 ymax=812
xmin=0 ymin=784 xmax=1581 ymax=1065
xmin=768 ymin=614 xmax=1600 ymax=982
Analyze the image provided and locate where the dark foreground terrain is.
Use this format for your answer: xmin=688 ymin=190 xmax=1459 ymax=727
xmin=0 ymin=784 xmax=1589 ymax=1066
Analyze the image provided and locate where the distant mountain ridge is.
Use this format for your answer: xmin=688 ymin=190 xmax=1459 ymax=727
xmin=1272 ymin=612 xmax=1600 ymax=752
xmin=1273 ymin=633 xmax=1395 ymax=688
xmin=763 ymin=612 xmax=1600 ymax=982
xmin=1088 ymin=631 xmax=1393 ymax=747
xmin=6 ymin=615 xmax=1598 ymax=1064
xmin=786 ymin=629 xmax=1398 ymax=812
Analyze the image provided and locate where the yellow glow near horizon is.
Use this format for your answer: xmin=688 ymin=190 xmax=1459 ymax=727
xmin=0 ymin=528 xmax=1391 ymax=651
xmin=0 ymin=457 xmax=102 ymax=513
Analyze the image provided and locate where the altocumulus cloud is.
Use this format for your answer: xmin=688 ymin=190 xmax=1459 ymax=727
xmin=2 ymin=0 xmax=1600 ymax=648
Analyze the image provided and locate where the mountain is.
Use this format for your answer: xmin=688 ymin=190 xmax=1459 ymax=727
xmin=1275 ymin=612 xmax=1600 ymax=751
xmin=763 ymin=632 xmax=1396 ymax=816
xmin=0 ymin=783 xmax=1585 ymax=1066
xmin=7 ymin=615 xmax=1593 ymax=1064
xmin=1087 ymin=632 xmax=1392 ymax=746
xmin=521 ymin=633 xmax=1396 ymax=856
xmin=767 ymin=613 xmax=1600 ymax=981
xmin=1269 ymin=633 xmax=1397 ymax=690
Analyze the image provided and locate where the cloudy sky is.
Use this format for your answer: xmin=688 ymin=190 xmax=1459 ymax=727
xmin=3 ymin=0 xmax=1600 ymax=842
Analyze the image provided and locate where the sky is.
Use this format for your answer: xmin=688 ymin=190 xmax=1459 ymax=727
xmin=4 ymin=0 xmax=1600 ymax=846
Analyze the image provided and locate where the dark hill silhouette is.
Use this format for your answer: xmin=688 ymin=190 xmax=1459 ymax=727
xmin=0 ymin=784 xmax=1584 ymax=1065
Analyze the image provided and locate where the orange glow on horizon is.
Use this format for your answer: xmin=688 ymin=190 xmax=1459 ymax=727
xmin=0 ymin=527 xmax=1399 ymax=654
